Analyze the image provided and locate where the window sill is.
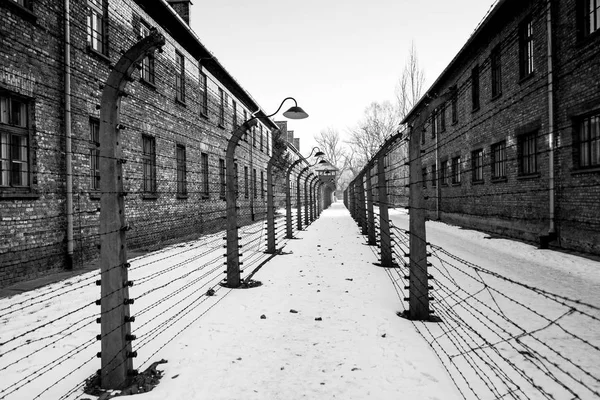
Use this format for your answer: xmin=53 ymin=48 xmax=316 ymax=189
xmin=517 ymin=173 xmax=540 ymax=180
xmin=201 ymin=195 xmax=210 ymax=200
xmin=142 ymin=193 xmax=159 ymax=200
xmin=491 ymin=92 xmax=502 ymax=102
xmin=140 ymin=78 xmax=157 ymax=90
xmin=519 ymin=72 xmax=535 ymax=85
xmin=87 ymin=46 xmax=111 ymax=65
xmin=200 ymin=111 xmax=209 ymax=119
xmin=219 ymin=196 xmax=226 ymax=201
xmin=451 ymin=182 xmax=462 ymax=186
xmin=89 ymin=192 xmax=101 ymax=200
xmin=472 ymin=106 xmax=480 ymax=113
xmin=176 ymin=194 xmax=188 ymax=199
xmin=472 ymin=180 xmax=485 ymax=185
xmin=218 ymin=123 xmax=226 ymax=129
xmin=3 ymin=0 xmax=37 ymax=22
xmin=175 ymin=98 xmax=187 ymax=107
xmin=0 ymin=191 xmax=40 ymax=200
xmin=571 ymin=166 xmax=600 ymax=175
xmin=491 ymin=177 xmax=508 ymax=183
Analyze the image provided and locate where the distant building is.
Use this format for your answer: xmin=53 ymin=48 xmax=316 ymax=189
xmin=0 ymin=0 xmax=278 ymax=286
xmin=401 ymin=0 xmax=600 ymax=254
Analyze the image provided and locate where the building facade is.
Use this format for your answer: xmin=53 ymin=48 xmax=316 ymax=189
xmin=0 ymin=0 xmax=280 ymax=286
xmin=402 ymin=0 xmax=600 ymax=254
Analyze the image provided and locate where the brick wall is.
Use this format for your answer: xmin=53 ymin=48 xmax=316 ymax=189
xmin=0 ymin=0 xmax=274 ymax=287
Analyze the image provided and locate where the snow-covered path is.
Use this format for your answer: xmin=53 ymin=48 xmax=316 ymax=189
xmin=135 ymin=202 xmax=460 ymax=400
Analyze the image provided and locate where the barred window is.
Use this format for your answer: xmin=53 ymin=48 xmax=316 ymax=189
xmin=0 ymin=93 xmax=30 ymax=189
xmin=140 ymin=21 xmax=155 ymax=84
xmin=451 ymin=93 xmax=458 ymax=123
xmin=176 ymin=145 xmax=186 ymax=196
xmin=219 ymin=88 xmax=225 ymax=127
xmin=175 ymin=52 xmax=185 ymax=103
xmin=244 ymin=166 xmax=249 ymax=199
xmin=519 ymin=132 xmax=537 ymax=175
xmin=577 ymin=112 xmax=600 ymax=168
xmin=199 ymin=72 xmax=208 ymax=115
xmin=519 ymin=17 xmax=534 ymax=78
xmin=261 ymin=170 xmax=265 ymax=198
xmin=142 ymin=135 xmax=156 ymax=193
xmin=583 ymin=0 xmax=600 ymax=36
xmin=441 ymin=160 xmax=448 ymax=185
xmin=471 ymin=65 xmax=480 ymax=111
xmin=491 ymin=141 xmax=507 ymax=179
xmin=452 ymin=156 xmax=462 ymax=184
xmin=219 ymin=158 xmax=226 ymax=200
xmin=87 ymin=0 xmax=107 ymax=55
xmin=253 ymin=168 xmax=257 ymax=199
xmin=431 ymin=164 xmax=437 ymax=187
xmin=471 ymin=149 xmax=484 ymax=182
xmin=89 ymin=118 xmax=100 ymax=190
xmin=201 ymin=152 xmax=209 ymax=198
xmin=491 ymin=45 xmax=502 ymax=98
xmin=422 ymin=167 xmax=427 ymax=188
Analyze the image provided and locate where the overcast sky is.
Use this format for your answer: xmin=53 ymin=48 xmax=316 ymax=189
xmin=190 ymin=0 xmax=499 ymax=154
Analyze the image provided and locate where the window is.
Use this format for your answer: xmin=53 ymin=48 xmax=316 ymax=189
xmin=89 ymin=118 xmax=100 ymax=191
xmin=243 ymin=110 xmax=248 ymax=140
xmin=201 ymin=152 xmax=209 ymax=198
xmin=219 ymin=88 xmax=225 ymax=127
xmin=452 ymin=156 xmax=462 ymax=184
xmin=491 ymin=45 xmax=502 ymax=98
xmin=0 ymin=94 xmax=30 ymax=189
xmin=491 ymin=141 xmax=507 ymax=179
xmin=519 ymin=17 xmax=534 ymax=78
xmin=260 ymin=125 xmax=264 ymax=151
xmin=244 ymin=166 xmax=249 ymax=199
xmin=176 ymin=145 xmax=186 ymax=196
xmin=260 ymin=170 xmax=265 ymax=198
xmin=139 ymin=21 xmax=155 ymax=84
xmin=87 ymin=0 xmax=107 ymax=55
xmin=199 ymin=72 xmax=208 ymax=115
xmin=10 ymin=0 xmax=30 ymax=7
xmin=232 ymin=101 xmax=238 ymax=128
xmin=519 ymin=132 xmax=538 ymax=175
xmin=234 ymin=163 xmax=239 ymax=199
xmin=581 ymin=0 xmax=600 ymax=37
xmin=440 ymin=105 xmax=446 ymax=132
xmin=175 ymin=52 xmax=185 ymax=103
xmin=440 ymin=160 xmax=448 ymax=185
xmin=422 ymin=167 xmax=427 ymax=188
xmin=471 ymin=149 xmax=484 ymax=182
xmin=431 ymin=112 xmax=437 ymax=139
xmin=577 ymin=112 xmax=600 ymax=168
xmin=252 ymin=168 xmax=257 ymax=199
xmin=219 ymin=158 xmax=226 ymax=200
xmin=451 ymin=93 xmax=458 ymax=124
xmin=471 ymin=65 xmax=480 ymax=111
xmin=142 ymin=135 xmax=156 ymax=193
xmin=253 ymin=125 xmax=257 ymax=147
xmin=431 ymin=164 xmax=437 ymax=187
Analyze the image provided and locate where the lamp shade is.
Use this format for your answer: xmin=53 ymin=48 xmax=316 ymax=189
xmin=282 ymin=106 xmax=309 ymax=120
xmin=314 ymin=151 xmax=325 ymax=157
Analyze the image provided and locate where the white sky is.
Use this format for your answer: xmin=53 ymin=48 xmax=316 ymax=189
xmin=190 ymin=0 xmax=499 ymax=154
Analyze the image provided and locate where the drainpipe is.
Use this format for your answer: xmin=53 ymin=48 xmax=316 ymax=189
xmin=546 ymin=0 xmax=556 ymax=239
xmin=64 ymin=0 xmax=74 ymax=269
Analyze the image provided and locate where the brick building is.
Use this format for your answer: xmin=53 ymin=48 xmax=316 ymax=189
xmin=0 ymin=0 xmax=284 ymax=286
xmin=401 ymin=0 xmax=600 ymax=254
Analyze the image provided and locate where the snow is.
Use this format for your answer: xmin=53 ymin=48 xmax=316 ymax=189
xmin=1 ymin=202 xmax=598 ymax=400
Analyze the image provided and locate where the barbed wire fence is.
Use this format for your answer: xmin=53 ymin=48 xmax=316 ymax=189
xmin=343 ymin=72 xmax=600 ymax=398
xmin=0 ymin=25 xmax=325 ymax=399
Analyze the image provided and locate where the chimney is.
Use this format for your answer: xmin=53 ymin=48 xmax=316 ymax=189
xmin=293 ymin=138 xmax=300 ymax=152
xmin=167 ymin=0 xmax=191 ymax=24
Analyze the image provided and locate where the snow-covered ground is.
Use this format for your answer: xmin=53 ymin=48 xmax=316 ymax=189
xmin=1 ymin=202 xmax=598 ymax=400
xmin=383 ymin=208 xmax=600 ymax=400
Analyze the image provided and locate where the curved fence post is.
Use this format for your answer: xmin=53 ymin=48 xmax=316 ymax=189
xmin=377 ymin=155 xmax=393 ymax=267
xmin=266 ymin=157 xmax=276 ymax=254
xmin=98 ymin=30 xmax=165 ymax=389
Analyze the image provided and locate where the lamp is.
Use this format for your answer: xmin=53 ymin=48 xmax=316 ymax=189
xmin=256 ymin=97 xmax=308 ymax=121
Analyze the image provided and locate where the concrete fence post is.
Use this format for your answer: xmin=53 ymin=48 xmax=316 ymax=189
xmin=365 ymin=164 xmax=376 ymax=245
xmin=265 ymin=157 xmax=276 ymax=254
xmin=98 ymin=31 xmax=165 ymax=389
xmin=377 ymin=155 xmax=393 ymax=267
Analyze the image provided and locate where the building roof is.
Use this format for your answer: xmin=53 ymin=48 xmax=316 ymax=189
xmin=401 ymin=0 xmax=510 ymax=125
xmin=134 ymin=0 xmax=278 ymax=131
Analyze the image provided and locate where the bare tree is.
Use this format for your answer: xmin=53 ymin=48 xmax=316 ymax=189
xmin=345 ymin=100 xmax=401 ymax=171
xmin=396 ymin=42 xmax=426 ymax=121
xmin=314 ymin=127 xmax=346 ymax=172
